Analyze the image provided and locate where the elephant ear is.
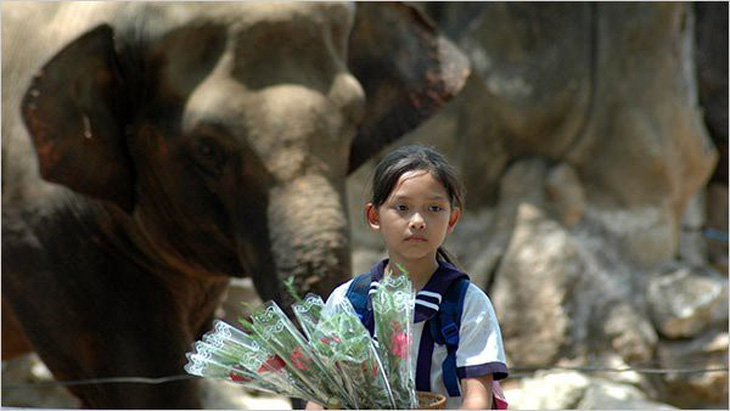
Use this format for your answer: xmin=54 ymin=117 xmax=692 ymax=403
xmin=347 ymin=2 xmax=470 ymax=173
xmin=21 ymin=24 xmax=135 ymax=212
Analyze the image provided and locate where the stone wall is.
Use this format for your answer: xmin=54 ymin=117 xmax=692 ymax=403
xmin=344 ymin=3 xmax=727 ymax=408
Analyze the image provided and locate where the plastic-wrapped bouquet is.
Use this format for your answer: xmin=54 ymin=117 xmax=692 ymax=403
xmin=309 ymin=295 xmax=395 ymax=409
xmin=184 ymin=273 xmax=434 ymax=409
xmin=371 ymin=268 xmax=418 ymax=409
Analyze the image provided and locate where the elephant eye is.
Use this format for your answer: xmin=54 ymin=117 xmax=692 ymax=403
xmin=193 ymin=137 xmax=228 ymax=176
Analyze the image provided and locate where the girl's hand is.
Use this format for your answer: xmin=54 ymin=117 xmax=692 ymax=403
xmin=460 ymin=374 xmax=494 ymax=409
xmin=305 ymin=401 xmax=324 ymax=410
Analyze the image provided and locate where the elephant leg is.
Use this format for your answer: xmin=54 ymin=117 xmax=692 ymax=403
xmin=2 ymin=255 xmax=227 ymax=408
xmin=2 ymin=299 xmax=34 ymax=359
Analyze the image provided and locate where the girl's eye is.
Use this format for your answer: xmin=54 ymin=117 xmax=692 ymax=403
xmin=429 ymin=205 xmax=444 ymax=212
xmin=395 ymin=204 xmax=408 ymax=211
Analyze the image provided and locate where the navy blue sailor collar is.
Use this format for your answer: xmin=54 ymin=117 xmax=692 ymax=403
xmin=367 ymin=258 xmax=470 ymax=323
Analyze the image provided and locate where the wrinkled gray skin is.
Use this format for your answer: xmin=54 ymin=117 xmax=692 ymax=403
xmin=2 ymin=2 xmax=468 ymax=408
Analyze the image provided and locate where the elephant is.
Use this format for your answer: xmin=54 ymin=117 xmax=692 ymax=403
xmin=1 ymin=2 xmax=469 ymax=408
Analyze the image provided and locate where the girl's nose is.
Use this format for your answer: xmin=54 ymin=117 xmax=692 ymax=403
xmin=409 ymin=213 xmax=425 ymax=230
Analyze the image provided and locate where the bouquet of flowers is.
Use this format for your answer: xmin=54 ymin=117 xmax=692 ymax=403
xmin=308 ymin=294 xmax=396 ymax=409
xmin=185 ymin=320 xmax=313 ymax=399
xmin=371 ymin=269 xmax=418 ymax=409
xmin=184 ymin=272 xmax=425 ymax=409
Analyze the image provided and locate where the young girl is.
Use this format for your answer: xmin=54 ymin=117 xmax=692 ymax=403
xmin=308 ymin=145 xmax=508 ymax=409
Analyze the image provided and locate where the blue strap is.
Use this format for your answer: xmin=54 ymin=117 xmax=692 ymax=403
xmin=345 ymin=273 xmax=374 ymax=337
xmin=415 ymin=323 xmax=435 ymax=391
xmin=437 ymin=278 xmax=470 ymax=397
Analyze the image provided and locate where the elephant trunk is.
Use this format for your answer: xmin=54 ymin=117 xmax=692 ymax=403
xmin=265 ymin=174 xmax=352 ymax=304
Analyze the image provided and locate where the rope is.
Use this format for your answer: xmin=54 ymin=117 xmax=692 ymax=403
xmin=2 ymin=374 xmax=195 ymax=390
xmin=2 ymin=365 xmax=727 ymax=390
xmin=508 ymin=364 xmax=729 ymax=377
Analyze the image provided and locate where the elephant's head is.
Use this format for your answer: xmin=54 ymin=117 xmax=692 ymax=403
xmin=20 ymin=2 xmax=469 ymax=303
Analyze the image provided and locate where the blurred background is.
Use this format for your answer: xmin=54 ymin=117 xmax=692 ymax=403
xmin=3 ymin=2 xmax=727 ymax=409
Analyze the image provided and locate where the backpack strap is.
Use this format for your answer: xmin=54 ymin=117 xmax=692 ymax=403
xmin=434 ymin=277 xmax=470 ymax=397
xmin=345 ymin=272 xmax=374 ymax=336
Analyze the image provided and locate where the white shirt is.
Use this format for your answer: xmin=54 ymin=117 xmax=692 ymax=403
xmin=324 ymin=261 xmax=508 ymax=409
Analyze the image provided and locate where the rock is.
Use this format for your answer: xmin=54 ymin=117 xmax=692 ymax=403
xmin=603 ymin=303 xmax=658 ymax=364
xmin=478 ymin=158 xmax=549 ymax=286
xmin=351 ymin=247 xmax=386 ymax=277
xmin=491 ymin=203 xmax=581 ymax=366
xmin=506 ymin=371 xmax=590 ymax=409
xmin=677 ymin=229 xmax=708 ymax=266
xmin=442 ymin=208 xmax=496 ymax=289
xmin=583 ymin=205 xmax=679 ymax=267
xmin=491 ymin=196 xmax=685 ymax=367
xmin=567 ymin=3 xmax=717 ymax=227
xmin=199 ymin=378 xmax=290 ymax=410
xmin=680 ymin=191 xmax=705 ymax=230
xmin=657 ymin=330 xmax=729 ymax=408
xmin=395 ymin=73 xmax=513 ymax=210
xmin=592 ymin=354 xmax=647 ymax=388
xmin=677 ymin=191 xmax=708 ymax=265
xmin=546 ymin=162 xmax=586 ymax=227
xmin=220 ymin=278 xmax=263 ymax=324
xmin=498 ymin=158 xmax=549 ymax=206
xmin=505 ymin=371 xmax=677 ymax=410
xmin=1 ymin=354 xmax=81 ymax=408
xmin=578 ymin=379 xmax=678 ymax=409
xmin=454 ymin=3 xmax=592 ymax=159
xmin=647 ymin=265 xmax=728 ymax=338
xmin=0 ymin=354 xmax=292 ymax=410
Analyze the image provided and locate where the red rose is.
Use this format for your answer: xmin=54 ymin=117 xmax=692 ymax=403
xmin=320 ymin=336 xmax=342 ymax=345
xmin=228 ymin=371 xmax=252 ymax=383
xmin=291 ymin=346 xmax=310 ymax=370
xmin=390 ymin=331 xmax=409 ymax=360
xmin=257 ymin=355 xmax=286 ymax=373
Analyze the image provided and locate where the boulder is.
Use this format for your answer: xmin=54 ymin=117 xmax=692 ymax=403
xmin=577 ymin=379 xmax=678 ymax=410
xmin=491 ymin=195 xmax=680 ymax=367
xmin=582 ymin=205 xmax=679 ymax=267
xmin=647 ymin=265 xmax=728 ymax=338
xmin=351 ymin=247 xmax=386 ymax=278
xmin=680 ymin=191 xmax=706 ymax=230
xmin=475 ymin=158 xmax=549 ymax=284
xmin=657 ymin=330 xmax=729 ymax=408
xmin=546 ymin=162 xmax=586 ymax=228
xmin=199 ymin=378 xmax=290 ymax=410
xmin=491 ymin=202 xmax=581 ymax=366
xmin=220 ymin=278 xmax=263 ymax=324
xmin=505 ymin=371 xmax=590 ymax=409
xmin=567 ymin=3 xmax=717 ymax=220
xmin=678 ymin=230 xmax=708 ymax=266
xmin=386 ymin=73 xmax=513 ymax=210
xmin=1 ymin=354 xmax=80 ymax=408
xmin=343 ymin=4 xmax=724 ymax=408
xmin=449 ymin=3 xmax=593 ymax=159
xmin=505 ymin=371 xmax=677 ymax=410
xmin=603 ymin=303 xmax=658 ymax=365
xmin=1 ymin=352 xmax=291 ymax=410
xmin=678 ymin=191 xmax=708 ymax=265
xmin=442 ymin=208 xmax=496 ymax=289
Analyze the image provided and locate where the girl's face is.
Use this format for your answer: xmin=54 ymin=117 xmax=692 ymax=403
xmin=366 ymin=170 xmax=460 ymax=263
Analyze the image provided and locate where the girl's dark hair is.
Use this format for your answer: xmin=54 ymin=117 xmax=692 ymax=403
xmin=369 ymin=145 xmax=465 ymax=266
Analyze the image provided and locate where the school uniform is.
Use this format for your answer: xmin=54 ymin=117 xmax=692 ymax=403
xmin=325 ymin=258 xmax=509 ymax=409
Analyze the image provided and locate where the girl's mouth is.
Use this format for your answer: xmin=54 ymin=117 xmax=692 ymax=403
xmin=405 ymin=235 xmax=428 ymax=242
